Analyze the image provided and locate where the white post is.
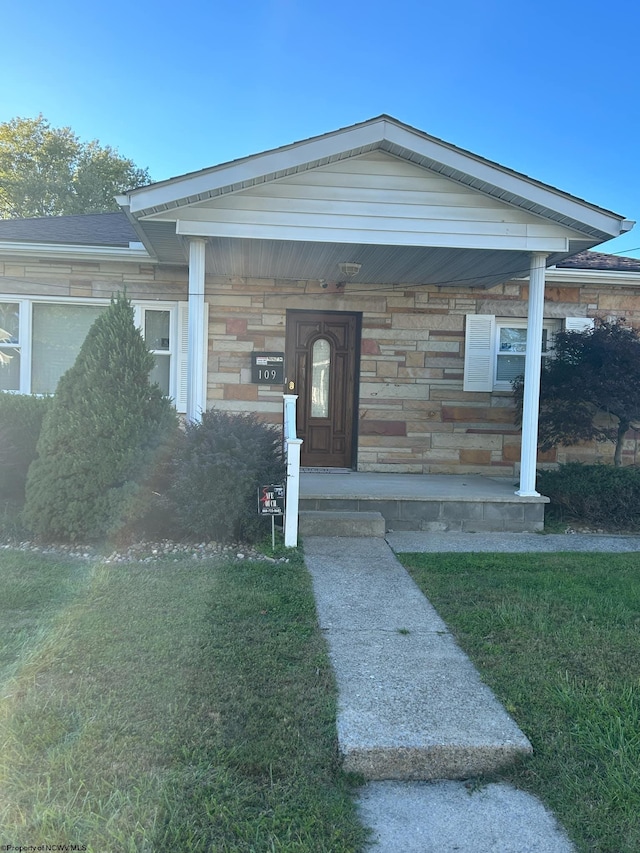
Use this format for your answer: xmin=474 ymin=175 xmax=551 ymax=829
xmin=284 ymin=438 xmax=302 ymax=547
xmin=283 ymin=394 xmax=302 ymax=547
xmin=516 ymin=252 xmax=548 ymax=496
xmin=187 ymin=238 xmax=207 ymax=423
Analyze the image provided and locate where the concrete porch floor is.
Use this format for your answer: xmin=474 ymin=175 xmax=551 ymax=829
xmin=299 ymin=472 xmax=549 ymax=533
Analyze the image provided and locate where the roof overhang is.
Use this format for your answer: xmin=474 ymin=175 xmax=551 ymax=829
xmin=116 ymin=116 xmax=634 ymax=288
xmin=0 ymin=241 xmax=152 ymax=263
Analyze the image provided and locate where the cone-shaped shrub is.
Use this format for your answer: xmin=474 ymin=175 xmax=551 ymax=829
xmin=171 ymin=410 xmax=284 ymax=543
xmin=23 ymin=292 xmax=177 ymax=541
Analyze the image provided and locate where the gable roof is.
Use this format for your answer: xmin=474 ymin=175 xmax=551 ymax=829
xmin=0 ymin=117 xmax=635 ymax=287
xmin=121 ymin=115 xmax=632 ymax=245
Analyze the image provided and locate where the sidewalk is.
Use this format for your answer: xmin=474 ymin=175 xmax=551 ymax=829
xmin=386 ymin=530 xmax=640 ymax=553
xmin=303 ymin=534 xmax=578 ymax=852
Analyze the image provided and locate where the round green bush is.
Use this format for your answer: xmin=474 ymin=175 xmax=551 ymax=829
xmin=170 ymin=410 xmax=285 ymax=544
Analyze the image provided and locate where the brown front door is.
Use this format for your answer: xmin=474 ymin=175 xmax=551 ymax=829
xmin=285 ymin=311 xmax=360 ymax=468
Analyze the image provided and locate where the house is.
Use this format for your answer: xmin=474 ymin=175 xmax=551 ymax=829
xmin=1 ymin=115 xmax=639 ymax=506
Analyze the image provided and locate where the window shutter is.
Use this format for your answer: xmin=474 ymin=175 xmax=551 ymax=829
xmin=564 ymin=317 xmax=594 ymax=332
xmin=175 ymin=301 xmax=208 ymax=414
xmin=176 ymin=303 xmax=189 ymax=413
xmin=463 ymin=314 xmax=495 ymax=392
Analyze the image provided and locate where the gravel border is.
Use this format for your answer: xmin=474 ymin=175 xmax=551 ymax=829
xmin=0 ymin=537 xmax=291 ymax=564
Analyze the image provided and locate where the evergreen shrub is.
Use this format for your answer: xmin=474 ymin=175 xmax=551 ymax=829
xmin=23 ymin=293 xmax=178 ymax=542
xmin=538 ymin=463 xmax=640 ymax=530
xmin=171 ymin=410 xmax=284 ymax=543
xmin=0 ymin=393 xmax=51 ymax=500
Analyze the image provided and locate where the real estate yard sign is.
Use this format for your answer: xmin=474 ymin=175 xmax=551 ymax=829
xmin=258 ymin=484 xmax=285 ymax=549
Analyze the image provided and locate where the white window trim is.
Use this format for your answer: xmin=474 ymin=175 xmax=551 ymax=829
xmin=134 ymin=302 xmax=180 ymax=406
xmin=493 ymin=319 xmax=557 ymax=391
xmin=0 ymin=296 xmax=194 ymax=413
xmin=464 ymin=314 xmax=584 ymax=392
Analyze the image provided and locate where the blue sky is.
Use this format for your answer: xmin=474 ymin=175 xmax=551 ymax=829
xmin=1 ymin=0 xmax=639 ymax=255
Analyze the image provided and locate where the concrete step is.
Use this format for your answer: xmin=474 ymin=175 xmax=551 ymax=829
xmin=304 ymin=537 xmax=532 ymax=781
xmin=299 ymin=510 xmax=386 ymax=538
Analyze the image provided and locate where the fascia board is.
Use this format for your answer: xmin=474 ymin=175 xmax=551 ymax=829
xmin=175 ymin=217 xmax=570 ymax=252
xmin=0 ymin=242 xmax=154 ymax=262
xmin=545 ymin=267 xmax=640 ymax=286
xmin=127 ymin=121 xmax=389 ymax=215
xmin=383 ymin=123 xmax=628 ymax=239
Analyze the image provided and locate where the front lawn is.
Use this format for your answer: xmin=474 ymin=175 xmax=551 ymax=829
xmin=0 ymin=549 xmax=368 ymax=852
xmin=397 ymin=551 xmax=640 ymax=853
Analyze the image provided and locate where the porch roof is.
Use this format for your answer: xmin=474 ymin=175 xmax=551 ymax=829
xmin=118 ymin=116 xmax=633 ymax=289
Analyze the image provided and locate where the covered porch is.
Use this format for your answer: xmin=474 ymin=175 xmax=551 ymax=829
xmin=299 ymin=470 xmax=548 ymax=533
xmin=117 ymin=115 xmax=633 ymax=503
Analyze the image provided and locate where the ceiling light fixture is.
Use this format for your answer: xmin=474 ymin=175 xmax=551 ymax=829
xmin=338 ymin=262 xmax=361 ymax=278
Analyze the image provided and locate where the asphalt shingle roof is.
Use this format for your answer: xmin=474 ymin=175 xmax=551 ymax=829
xmin=0 ymin=212 xmax=138 ymax=247
xmin=556 ymin=251 xmax=640 ymax=272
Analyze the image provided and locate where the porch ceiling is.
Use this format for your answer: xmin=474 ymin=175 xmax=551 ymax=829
xmin=201 ymin=237 xmax=585 ymax=289
xmin=135 ymin=220 xmax=591 ymax=288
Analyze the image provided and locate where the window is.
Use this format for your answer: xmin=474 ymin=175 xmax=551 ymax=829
xmin=494 ymin=322 xmax=552 ymax=389
xmin=311 ymin=338 xmax=330 ymax=417
xmin=463 ymin=315 xmax=560 ymax=392
xmin=32 ymin=303 xmax=106 ymax=394
xmin=0 ymin=302 xmax=21 ymax=392
xmin=141 ymin=308 xmax=172 ymax=397
xmin=0 ymin=298 xmax=192 ymax=412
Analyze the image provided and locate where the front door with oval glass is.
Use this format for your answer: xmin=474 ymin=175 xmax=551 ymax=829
xmin=285 ymin=311 xmax=360 ymax=468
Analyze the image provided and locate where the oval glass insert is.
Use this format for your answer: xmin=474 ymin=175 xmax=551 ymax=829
xmin=311 ymin=338 xmax=330 ymax=418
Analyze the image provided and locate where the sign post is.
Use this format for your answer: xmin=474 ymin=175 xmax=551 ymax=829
xmin=258 ymin=484 xmax=285 ymax=550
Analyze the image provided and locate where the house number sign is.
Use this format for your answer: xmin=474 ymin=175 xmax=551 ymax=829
xmin=251 ymin=352 xmax=285 ymax=384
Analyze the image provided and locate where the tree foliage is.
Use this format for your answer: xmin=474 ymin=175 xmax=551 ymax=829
xmin=0 ymin=115 xmax=150 ymax=218
xmin=513 ymin=318 xmax=640 ymax=466
xmin=23 ymin=293 xmax=177 ymax=542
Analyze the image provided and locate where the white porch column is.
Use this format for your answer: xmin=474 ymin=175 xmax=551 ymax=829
xmin=516 ymin=252 xmax=548 ymax=496
xmin=283 ymin=394 xmax=302 ymax=548
xmin=187 ymin=238 xmax=207 ymax=423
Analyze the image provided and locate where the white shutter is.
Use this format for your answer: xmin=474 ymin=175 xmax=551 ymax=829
xmin=175 ymin=301 xmax=209 ymax=414
xmin=175 ymin=303 xmax=189 ymax=413
xmin=564 ymin=317 xmax=594 ymax=332
xmin=463 ymin=314 xmax=496 ymax=392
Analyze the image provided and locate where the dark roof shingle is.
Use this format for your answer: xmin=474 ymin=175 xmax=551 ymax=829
xmin=557 ymin=251 xmax=640 ymax=272
xmin=0 ymin=212 xmax=138 ymax=247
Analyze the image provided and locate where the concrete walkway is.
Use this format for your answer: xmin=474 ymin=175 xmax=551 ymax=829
xmin=387 ymin=530 xmax=640 ymax=553
xmin=304 ymin=537 xmax=532 ymax=780
xmin=303 ymin=533 xmax=584 ymax=852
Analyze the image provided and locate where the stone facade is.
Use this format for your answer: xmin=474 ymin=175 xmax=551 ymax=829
xmin=3 ymin=253 xmax=640 ymax=475
xmin=202 ymin=272 xmax=640 ymax=475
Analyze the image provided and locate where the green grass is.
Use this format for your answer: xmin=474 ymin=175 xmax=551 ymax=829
xmin=0 ymin=549 xmax=368 ymax=852
xmin=398 ymin=551 xmax=640 ymax=853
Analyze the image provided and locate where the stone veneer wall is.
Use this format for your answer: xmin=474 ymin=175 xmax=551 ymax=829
xmin=204 ymin=274 xmax=640 ymax=475
xmin=3 ymin=254 xmax=640 ymax=474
